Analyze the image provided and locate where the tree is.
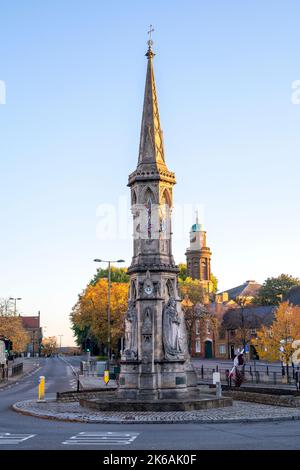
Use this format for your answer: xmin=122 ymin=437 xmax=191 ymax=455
xmin=0 ymin=298 xmax=14 ymax=316
xmin=222 ymin=304 xmax=264 ymax=352
xmin=253 ymin=302 xmax=300 ymax=377
xmin=179 ymin=277 xmax=205 ymax=305
xmin=253 ymin=274 xmax=300 ymax=306
xmin=177 ymin=263 xmax=218 ymax=293
xmin=178 ymin=263 xmax=188 ymax=281
xmin=179 ymin=279 xmax=218 ymax=353
xmin=90 ymin=266 xmax=129 ymax=285
xmin=0 ymin=316 xmax=29 ymax=353
xmin=42 ymin=337 xmax=58 ymax=356
xmin=70 ymin=278 xmax=128 ymax=355
xmin=210 ymin=273 xmax=218 ymax=294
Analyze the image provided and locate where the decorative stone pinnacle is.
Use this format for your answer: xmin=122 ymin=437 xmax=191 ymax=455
xmin=146 ymin=25 xmax=155 ymax=59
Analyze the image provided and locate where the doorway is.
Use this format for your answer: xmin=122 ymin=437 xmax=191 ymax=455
xmin=204 ymin=340 xmax=213 ymax=359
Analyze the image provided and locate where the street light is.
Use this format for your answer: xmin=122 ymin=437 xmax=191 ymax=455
xmin=58 ymin=335 xmax=64 ymax=355
xmin=93 ymin=258 xmax=125 ymax=370
xmin=9 ymin=297 xmax=22 ymax=315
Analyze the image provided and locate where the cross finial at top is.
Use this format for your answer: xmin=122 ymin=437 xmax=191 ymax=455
xmin=147 ymin=24 xmax=154 ymax=41
xmin=147 ymin=24 xmax=155 ymax=49
xmin=146 ymin=24 xmax=155 ymax=58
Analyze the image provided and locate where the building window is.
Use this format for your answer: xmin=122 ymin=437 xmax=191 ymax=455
xmin=206 ymin=320 xmax=210 ymax=335
xmin=219 ymin=330 xmax=225 ymax=340
xmin=195 ymin=339 xmax=201 ymax=353
xmin=195 ymin=320 xmax=200 ymax=335
xmin=219 ymin=344 xmax=226 ymax=355
xmin=250 ymin=329 xmax=257 ymax=335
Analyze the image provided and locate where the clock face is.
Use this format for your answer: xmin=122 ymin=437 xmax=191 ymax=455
xmin=144 ymin=285 xmax=153 ymax=295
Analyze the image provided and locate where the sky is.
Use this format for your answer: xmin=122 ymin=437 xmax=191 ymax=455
xmin=0 ymin=0 xmax=299 ymax=346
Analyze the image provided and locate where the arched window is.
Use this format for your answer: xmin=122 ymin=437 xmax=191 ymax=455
xmin=131 ymin=280 xmax=137 ymax=300
xmin=166 ymin=279 xmax=174 ymax=298
xmin=132 ymin=189 xmax=137 ymax=205
xmin=144 ymin=188 xmax=154 ymax=239
xmin=161 ymin=188 xmax=171 ymax=207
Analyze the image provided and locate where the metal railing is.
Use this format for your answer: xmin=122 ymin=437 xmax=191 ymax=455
xmin=11 ymin=362 xmax=23 ymax=377
xmin=80 ymin=360 xmax=120 ymax=380
xmin=197 ymin=364 xmax=300 ymax=388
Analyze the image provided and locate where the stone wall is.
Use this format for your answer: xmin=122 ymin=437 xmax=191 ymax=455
xmin=223 ymin=390 xmax=300 ymax=408
xmin=56 ymin=389 xmax=113 ymax=402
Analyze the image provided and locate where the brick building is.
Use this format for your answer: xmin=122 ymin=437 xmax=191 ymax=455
xmin=21 ymin=313 xmax=43 ymax=356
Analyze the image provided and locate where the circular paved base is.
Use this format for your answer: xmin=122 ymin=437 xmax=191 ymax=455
xmin=12 ymin=399 xmax=300 ymax=424
xmin=80 ymin=394 xmax=231 ymax=412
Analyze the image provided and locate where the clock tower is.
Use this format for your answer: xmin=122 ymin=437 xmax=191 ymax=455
xmin=118 ymin=36 xmax=197 ymax=399
xmin=185 ymin=214 xmax=213 ymax=295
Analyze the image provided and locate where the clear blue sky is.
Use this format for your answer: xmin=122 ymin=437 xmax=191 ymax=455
xmin=0 ymin=1 xmax=299 ymax=346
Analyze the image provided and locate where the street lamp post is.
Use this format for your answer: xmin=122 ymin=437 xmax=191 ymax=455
xmin=9 ymin=297 xmax=22 ymax=315
xmin=93 ymin=258 xmax=125 ymax=371
xmin=32 ymin=330 xmax=35 ymax=357
xmin=58 ymin=335 xmax=64 ymax=355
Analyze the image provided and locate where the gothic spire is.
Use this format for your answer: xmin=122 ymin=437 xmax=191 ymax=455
xmin=137 ymin=32 xmax=166 ymax=170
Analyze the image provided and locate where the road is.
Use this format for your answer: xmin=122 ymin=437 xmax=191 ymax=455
xmin=1 ymin=355 xmax=300 ymax=450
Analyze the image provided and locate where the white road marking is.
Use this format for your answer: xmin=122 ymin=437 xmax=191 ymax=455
xmin=62 ymin=432 xmax=139 ymax=446
xmin=0 ymin=433 xmax=35 ymax=445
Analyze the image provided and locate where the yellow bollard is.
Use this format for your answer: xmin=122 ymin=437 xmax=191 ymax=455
xmin=104 ymin=370 xmax=110 ymax=385
xmin=38 ymin=375 xmax=45 ymax=401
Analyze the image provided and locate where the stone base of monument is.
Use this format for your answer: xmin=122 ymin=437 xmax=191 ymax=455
xmin=79 ymin=388 xmax=232 ymax=412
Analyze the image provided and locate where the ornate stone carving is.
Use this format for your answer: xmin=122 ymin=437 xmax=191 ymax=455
xmin=162 ymin=297 xmax=183 ymax=360
xmin=123 ymin=301 xmax=138 ymax=360
xmin=142 ymin=270 xmax=154 ymax=296
xmin=142 ymin=307 xmax=152 ymax=334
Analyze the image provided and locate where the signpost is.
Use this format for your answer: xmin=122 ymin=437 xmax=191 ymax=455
xmin=213 ymin=372 xmax=222 ymax=398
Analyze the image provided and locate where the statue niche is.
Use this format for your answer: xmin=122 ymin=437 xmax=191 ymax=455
xmin=141 ymin=307 xmax=153 ymax=370
xmin=123 ymin=301 xmax=138 ymax=360
xmin=162 ymin=297 xmax=183 ymax=360
xmin=142 ymin=307 xmax=152 ymax=334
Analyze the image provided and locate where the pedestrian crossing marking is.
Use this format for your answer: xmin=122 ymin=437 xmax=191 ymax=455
xmin=62 ymin=432 xmax=139 ymax=446
xmin=0 ymin=433 xmax=35 ymax=445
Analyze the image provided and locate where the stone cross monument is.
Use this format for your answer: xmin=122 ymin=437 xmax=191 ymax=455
xmin=118 ymin=34 xmax=197 ymax=400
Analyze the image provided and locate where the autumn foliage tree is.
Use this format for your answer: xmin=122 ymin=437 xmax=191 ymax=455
xmin=42 ymin=337 xmax=58 ymax=356
xmin=0 ymin=316 xmax=29 ymax=353
xmin=253 ymin=302 xmax=300 ymax=375
xmin=179 ymin=278 xmax=218 ymax=353
xmin=70 ymin=278 xmax=128 ymax=355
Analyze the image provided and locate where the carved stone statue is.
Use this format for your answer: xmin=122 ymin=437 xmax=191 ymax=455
xmin=123 ymin=301 xmax=138 ymax=359
xmin=162 ymin=297 xmax=183 ymax=360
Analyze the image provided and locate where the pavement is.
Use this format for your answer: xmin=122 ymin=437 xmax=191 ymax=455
xmin=0 ymin=357 xmax=41 ymax=390
xmin=12 ymin=398 xmax=300 ymax=424
xmin=78 ymin=375 xmax=117 ymax=390
xmin=2 ymin=355 xmax=300 ymax=449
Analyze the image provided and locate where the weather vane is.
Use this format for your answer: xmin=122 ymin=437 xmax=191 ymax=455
xmin=147 ymin=24 xmax=154 ymax=47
